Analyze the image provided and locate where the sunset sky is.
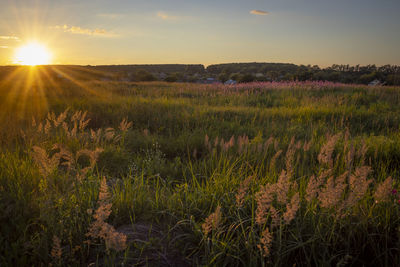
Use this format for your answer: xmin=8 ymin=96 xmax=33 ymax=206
xmin=0 ymin=0 xmax=399 ymax=66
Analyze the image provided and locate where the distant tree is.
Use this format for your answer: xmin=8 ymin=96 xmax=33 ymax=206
xmin=230 ymin=73 xmax=240 ymax=81
xmin=359 ymin=72 xmax=377 ymax=84
xmin=218 ymin=73 xmax=229 ymax=83
xmin=165 ymin=74 xmax=178 ymax=82
xmin=238 ymin=74 xmax=255 ymax=83
xmin=135 ymin=69 xmax=156 ymax=81
xmin=386 ymin=74 xmax=400 ymax=85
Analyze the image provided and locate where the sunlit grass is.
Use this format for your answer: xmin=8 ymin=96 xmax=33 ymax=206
xmin=1 ymin=79 xmax=400 ymax=265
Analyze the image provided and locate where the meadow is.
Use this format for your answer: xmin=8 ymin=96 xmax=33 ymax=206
xmin=1 ymin=75 xmax=400 ymax=266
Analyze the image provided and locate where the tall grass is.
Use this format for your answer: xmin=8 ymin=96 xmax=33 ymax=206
xmin=1 ymin=80 xmax=400 ymax=265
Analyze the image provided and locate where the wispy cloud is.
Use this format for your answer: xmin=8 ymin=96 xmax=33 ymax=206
xmin=97 ymin=13 xmax=124 ymax=19
xmin=0 ymin=35 xmax=20 ymax=41
xmin=250 ymin=10 xmax=269 ymax=16
xmin=0 ymin=46 xmax=9 ymax=49
xmin=157 ymin=11 xmax=179 ymax=21
xmin=52 ymin=25 xmax=115 ymax=37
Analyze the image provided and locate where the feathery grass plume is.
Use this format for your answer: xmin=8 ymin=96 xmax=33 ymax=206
xmin=51 ymin=235 xmax=62 ymax=261
xmin=87 ymin=177 xmax=127 ymax=252
xmin=202 ymin=205 xmax=222 ymax=236
xmin=303 ymin=140 xmax=311 ymax=151
xmin=90 ymin=128 xmax=102 ymax=144
xmin=357 ymin=140 xmax=368 ymax=164
xmin=256 ymin=184 xmax=275 ymax=225
xmin=32 ymin=146 xmax=60 ymax=178
xmin=119 ymin=118 xmax=132 ymax=132
xmin=274 ymin=139 xmax=279 ymax=151
xmin=285 ymin=137 xmax=296 ymax=178
xmin=44 ymin=119 xmax=52 ymax=134
xmin=214 ymin=136 xmax=219 ymax=147
xmin=70 ymin=122 xmax=77 ymax=137
xmin=37 ymin=122 xmax=43 ymax=133
xmin=105 ymin=127 xmax=116 ymax=141
xmin=77 ymin=148 xmax=104 ymax=169
xmin=257 ymin=228 xmax=273 ymax=257
xmin=346 ymin=166 xmax=372 ymax=208
xmin=47 ymin=112 xmax=56 ymax=125
xmin=264 ymin=136 xmax=274 ymax=151
xmin=236 ymin=176 xmax=252 ymax=208
xmin=204 ymin=134 xmax=212 ymax=152
xmin=269 ymin=206 xmax=281 ymax=228
xmin=270 ymin=149 xmax=282 ymax=170
xmin=318 ymin=133 xmax=340 ymax=167
xmin=78 ymin=111 xmax=90 ymax=132
xmin=318 ymin=172 xmax=348 ymax=209
xmin=283 ymin=192 xmax=300 ymax=225
xmin=52 ymin=144 xmax=74 ymax=170
xmin=75 ymin=148 xmax=103 ymax=181
xmin=53 ymin=108 xmax=69 ymax=127
xmin=346 ymin=144 xmax=355 ymax=169
xmin=275 ymin=170 xmax=291 ymax=204
xmin=104 ymin=127 xmax=121 ymax=143
xmin=374 ymin=176 xmax=393 ymax=203
xmin=71 ymin=110 xmax=82 ymax=122
xmin=305 ymin=171 xmax=328 ymax=202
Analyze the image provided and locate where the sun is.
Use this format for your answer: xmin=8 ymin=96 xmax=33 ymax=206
xmin=14 ymin=42 xmax=52 ymax=66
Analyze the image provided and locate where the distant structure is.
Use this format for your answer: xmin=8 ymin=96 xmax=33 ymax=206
xmin=368 ymin=79 xmax=381 ymax=86
xmin=224 ymin=79 xmax=237 ymax=85
xmin=205 ymin=77 xmax=217 ymax=84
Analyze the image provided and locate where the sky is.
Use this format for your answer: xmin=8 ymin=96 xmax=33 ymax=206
xmin=0 ymin=0 xmax=399 ymax=66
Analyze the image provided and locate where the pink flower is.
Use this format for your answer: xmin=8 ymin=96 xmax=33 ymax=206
xmin=392 ymin=189 xmax=397 ymax=195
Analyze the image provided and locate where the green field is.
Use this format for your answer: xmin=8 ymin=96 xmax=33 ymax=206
xmin=1 ymin=78 xmax=400 ymax=266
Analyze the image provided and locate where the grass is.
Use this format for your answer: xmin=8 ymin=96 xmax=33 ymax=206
xmin=1 ymin=77 xmax=400 ymax=266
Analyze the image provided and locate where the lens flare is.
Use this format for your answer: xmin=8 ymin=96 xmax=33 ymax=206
xmin=14 ymin=42 xmax=52 ymax=66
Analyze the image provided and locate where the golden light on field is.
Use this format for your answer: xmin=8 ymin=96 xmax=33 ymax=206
xmin=13 ymin=42 xmax=52 ymax=66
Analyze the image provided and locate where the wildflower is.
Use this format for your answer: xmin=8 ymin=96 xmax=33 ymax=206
xmin=257 ymin=228 xmax=273 ymax=257
xmin=236 ymin=176 xmax=252 ymax=208
xmin=202 ymin=205 xmax=222 ymax=235
xmin=374 ymin=176 xmax=393 ymax=203
xmin=392 ymin=189 xmax=397 ymax=195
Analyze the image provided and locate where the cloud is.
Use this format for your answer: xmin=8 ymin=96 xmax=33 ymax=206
xmin=52 ymin=25 xmax=115 ymax=37
xmin=157 ymin=11 xmax=179 ymax=20
xmin=0 ymin=46 xmax=9 ymax=49
xmin=250 ymin=10 xmax=269 ymax=16
xmin=97 ymin=13 xmax=124 ymax=19
xmin=0 ymin=35 xmax=19 ymax=41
